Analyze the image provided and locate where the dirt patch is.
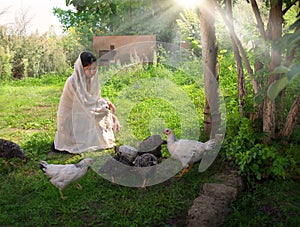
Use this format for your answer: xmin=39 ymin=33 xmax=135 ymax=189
xmin=1 ymin=127 xmax=42 ymax=133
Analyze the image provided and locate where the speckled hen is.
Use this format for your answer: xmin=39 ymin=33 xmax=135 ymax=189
xmin=0 ymin=138 xmax=26 ymax=160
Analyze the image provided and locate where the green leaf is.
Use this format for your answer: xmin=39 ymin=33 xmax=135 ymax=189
xmin=290 ymin=35 xmax=300 ymax=47
xmin=267 ymin=76 xmax=289 ymax=101
xmin=287 ymin=64 xmax=300 ymax=81
xmin=269 ymin=65 xmax=289 ymax=75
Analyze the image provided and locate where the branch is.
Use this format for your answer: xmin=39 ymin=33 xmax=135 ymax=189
xmin=250 ymin=0 xmax=267 ymax=40
xmin=226 ymin=0 xmax=247 ymax=115
xmin=0 ymin=6 xmax=11 ymax=17
xmin=213 ymin=0 xmax=260 ymax=94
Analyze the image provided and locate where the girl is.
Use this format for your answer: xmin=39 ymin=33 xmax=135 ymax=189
xmin=53 ymin=51 xmax=120 ymax=153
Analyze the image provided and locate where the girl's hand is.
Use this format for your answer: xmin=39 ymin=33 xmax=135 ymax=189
xmin=105 ymin=98 xmax=116 ymax=114
xmin=112 ymin=115 xmax=121 ymax=132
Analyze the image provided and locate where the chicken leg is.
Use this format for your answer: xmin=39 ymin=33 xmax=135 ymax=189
xmin=74 ymin=183 xmax=82 ymax=190
xmin=59 ymin=189 xmax=67 ymax=200
xmin=175 ymin=164 xmax=193 ymax=179
xmin=140 ymin=178 xmax=151 ymax=189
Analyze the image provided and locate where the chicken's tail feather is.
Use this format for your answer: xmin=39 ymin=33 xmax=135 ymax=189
xmin=39 ymin=161 xmax=48 ymax=173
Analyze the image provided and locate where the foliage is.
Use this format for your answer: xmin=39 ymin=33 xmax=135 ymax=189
xmin=53 ymin=6 xmax=106 ymax=48
xmin=267 ymin=23 xmax=300 ymax=100
xmin=21 ymin=32 xmax=69 ymax=77
xmin=61 ymin=27 xmax=86 ymax=65
xmin=0 ymin=24 xmax=83 ymax=79
xmin=110 ymin=0 xmax=181 ymax=42
xmin=268 ymin=64 xmax=300 ymax=100
xmin=222 ymin=99 xmax=299 ymax=183
xmin=176 ymin=9 xmax=202 ymax=56
xmin=212 ymin=0 xmax=300 ymax=145
xmin=0 ymin=45 xmax=12 ymax=81
xmin=218 ymin=50 xmax=299 ymax=183
xmin=54 ymin=0 xmax=183 ymax=43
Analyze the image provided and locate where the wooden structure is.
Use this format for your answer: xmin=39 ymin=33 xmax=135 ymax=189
xmin=93 ymin=35 xmax=156 ymax=65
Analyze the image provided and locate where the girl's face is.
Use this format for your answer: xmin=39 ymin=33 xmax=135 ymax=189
xmin=83 ymin=62 xmax=98 ymax=79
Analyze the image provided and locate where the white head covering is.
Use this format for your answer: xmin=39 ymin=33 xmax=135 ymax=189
xmin=73 ymin=56 xmax=100 ymax=106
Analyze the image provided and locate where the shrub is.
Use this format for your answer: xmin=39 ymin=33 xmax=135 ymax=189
xmin=0 ymin=46 xmax=13 ymax=80
xmin=223 ymin=112 xmax=299 ymax=184
xmin=0 ymin=26 xmax=79 ymax=80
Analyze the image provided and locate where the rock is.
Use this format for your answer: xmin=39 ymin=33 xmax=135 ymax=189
xmin=188 ymin=195 xmax=230 ymax=227
xmin=202 ymin=183 xmax=237 ymax=203
xmin=214 ymin=170 xmax=244 ymax=192
xmin=187 ymin=168 xmax=244 ymax=227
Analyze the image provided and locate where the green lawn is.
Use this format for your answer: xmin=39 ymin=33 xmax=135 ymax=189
xmin=0 ymin=73 xmax=299 ymax=226
xmin=0 ymin=73 xmax=215 ymax=226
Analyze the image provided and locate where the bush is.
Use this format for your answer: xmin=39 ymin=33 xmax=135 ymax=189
xmin=223 ymin=112 xmax=299 ymax=183
xmin=0 ymin=25 xmax=83 ymax=80
xmin=0 ymin=46 xmax=12 ymax=80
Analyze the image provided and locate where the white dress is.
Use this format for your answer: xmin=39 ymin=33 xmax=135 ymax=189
xmin=54 ymin=55 xmax=116 ymax=153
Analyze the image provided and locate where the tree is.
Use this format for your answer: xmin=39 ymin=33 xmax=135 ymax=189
xmin=215 ymin=0 xmax=300 ymax=143
xmin=54 ymin=0 xmax=182 ymax=44
xmin=199 ymin=1 xmax=219 ymax=137
xmin=225 ymin=0 xmax=247 ymax=116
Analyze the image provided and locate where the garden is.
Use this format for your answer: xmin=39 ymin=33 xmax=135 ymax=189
xmin=0 ymin=0 xmax=299 ymax=226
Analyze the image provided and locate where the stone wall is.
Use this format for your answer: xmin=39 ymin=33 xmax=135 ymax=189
xmin=93 ymin=35 xmax=156 ymax=65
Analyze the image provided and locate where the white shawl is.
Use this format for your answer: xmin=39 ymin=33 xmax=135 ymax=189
xmin=54 ymin=55 xmax=116 ymax=153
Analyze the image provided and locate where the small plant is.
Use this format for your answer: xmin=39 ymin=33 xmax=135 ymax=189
xmin=223 ymin=112 xmax=298 ymax=184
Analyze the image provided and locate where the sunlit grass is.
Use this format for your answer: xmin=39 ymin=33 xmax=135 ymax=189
xmin=0 ymin=77 xmax=64 ymax=142
xmin=0 ymin=67 xmax=299 ymax=226
xmin=0 ymin=68 xmax=214 ymax=226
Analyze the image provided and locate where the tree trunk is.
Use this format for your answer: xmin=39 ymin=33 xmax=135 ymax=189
xmin=199 ymin=1 xmax=219 ymax=137
xmin=214 ymin=1 xmax=260 ymax=94
xmin=263 ymin=0 xmax=283 ymax=144
xmin=249 ymin=0 xmax=268 ymax=125
xmin=277 ymin=23 xmax=300 ymax=139
xmin=250 ymin=0 xmax=267 ymax=40
xmin=225 ymin=0 xmax=247 ymax=116
xmin=279 ymin=94 xmax=300 ymax=138
xmin=129 ymin=0 xmax=133 ymax=22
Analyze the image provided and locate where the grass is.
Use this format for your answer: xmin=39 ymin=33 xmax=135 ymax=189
xmin=0 ymin=160 xmax=220 ymax=226
xmin=224 ymin=179 xmax=300 ymax=226
xmin=0 ymin=69 xmax=216 ymax=226
xmin=0 ymin=67 xmax=299 ymax=226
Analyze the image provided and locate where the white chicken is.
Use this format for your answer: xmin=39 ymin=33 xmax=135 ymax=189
xmin=163 ymin=128 xmax=216 ymax=178
xmin=39 ymin=158 xmax=94 ymax=199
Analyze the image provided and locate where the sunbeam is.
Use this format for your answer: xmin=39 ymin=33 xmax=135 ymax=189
xmin=174 ymin=0 xmax=200 ymax=8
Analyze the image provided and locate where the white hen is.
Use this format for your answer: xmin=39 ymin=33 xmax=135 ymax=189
xmin=39 ymin=158 xmax=94 ymax=199
xmin=163 ymin=128 xmax=216 ymax=178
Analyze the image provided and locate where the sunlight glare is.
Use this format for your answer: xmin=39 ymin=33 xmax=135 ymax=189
xmin=174 ymin=0 xmax=199 ymax=8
